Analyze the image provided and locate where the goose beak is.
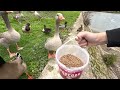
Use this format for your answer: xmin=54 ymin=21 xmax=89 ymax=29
xmin=62 ymin=17 xmax=65 ymax=20
xmin=59 ymin=16 xmax=65 ymax=21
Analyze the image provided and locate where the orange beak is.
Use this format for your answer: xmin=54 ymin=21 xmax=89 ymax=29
xmin=59 ymin=16 xmax=65 ymax=21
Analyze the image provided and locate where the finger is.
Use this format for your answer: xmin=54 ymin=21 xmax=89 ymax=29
xmin=79 ymin=42 xmax=88 ymax=47
xmin=78 ymin=39 xmax=88 ymax=46
xmin=78 ymin=39 xmax=87 ymax=44
xmin=78 ymin=39 xmax=86 ymax=43
xmin=76 ymin=32 xmax=86 ymax=41
xmin=75 ymin=36 xmax=81 ymax=41
xmin=75 ymin=36 xmax=79 ymax=41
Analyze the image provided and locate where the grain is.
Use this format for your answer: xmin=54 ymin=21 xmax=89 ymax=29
xmin=60 ymin=54 xmax=83 ymax=68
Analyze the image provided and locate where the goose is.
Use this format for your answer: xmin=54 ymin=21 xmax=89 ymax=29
xmin=13 ymin=11 xmax=24 ymax=23
xmin=0 ymin=11 xmax=13 ymax=16
xmin=45 ymin=13 xmax=65 ymax=59
xmin=42 ymin=25 xmax=51 ymax=34
xmin=22 ymin=23 xmax=31 ymax=33
xmin=0 ymin=11 xmax=23 ymax=58
xmin=34 ymin=11 xmax=41 ymax=19
xmin=0 ymin=53 xmax=27 ymax=79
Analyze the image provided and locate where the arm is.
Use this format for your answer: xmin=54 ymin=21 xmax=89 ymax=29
xmin=0 ymin=56 xmax=6 ymax=66
xmin=75 ymin=31 xmax=107 ymax=47
xmin=76 ymin=28 xmax=120 ymax=47
xmin=106 ymin=28 xmax=120 ymax=47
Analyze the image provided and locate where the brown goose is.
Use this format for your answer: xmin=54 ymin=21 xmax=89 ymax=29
xmin=0 ymin=53 xmax=27 ymax=79
xmin=45 ymin=13 xmax=65 ymax=59
xmin=0 ymin=11 xmax=23 ymax=58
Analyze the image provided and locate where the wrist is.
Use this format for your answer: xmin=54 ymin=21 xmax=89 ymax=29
xmin=97 ymin=32 xmax=108 ymax=45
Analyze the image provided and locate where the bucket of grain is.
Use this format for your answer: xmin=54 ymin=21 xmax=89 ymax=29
xmin=56 ymin=37 xmax=89 ymax=79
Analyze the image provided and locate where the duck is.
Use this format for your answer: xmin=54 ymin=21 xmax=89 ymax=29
xmin=0 ymin=53 xmax=27 ymax=79
xmin=0 ymin=11 xmax=23 ymax=58
xmin=45 ymin=13 xmax=65 ymax=59
xmin=77 ymin=25 xmax=83 ymax=33
xmin=22 ymin=23 xmax=31 ymax=33
xmin=59 ymin=21 xmax=68 ymax=31
xmin=42 ymin=25 xmax=51 ymax=34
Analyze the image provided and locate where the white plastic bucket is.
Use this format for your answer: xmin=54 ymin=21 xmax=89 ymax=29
xmin=56 ymin=44 xmax=89 ymax=79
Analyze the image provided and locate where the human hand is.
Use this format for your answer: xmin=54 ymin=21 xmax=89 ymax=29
xmin=75 ymin=31 xmax=107 ymax=47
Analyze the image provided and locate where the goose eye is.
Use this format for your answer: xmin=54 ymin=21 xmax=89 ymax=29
xmin=20 ymin=56 xmax=23 ymax=60
xmin=17 ymin=53 xmax=19 ymax=57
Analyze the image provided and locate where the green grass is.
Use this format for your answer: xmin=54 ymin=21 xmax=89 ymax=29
xmin=0 ymin=11 xmax=80 ymax=79
xmin=102 ymin=54 xmax=117 ymax=67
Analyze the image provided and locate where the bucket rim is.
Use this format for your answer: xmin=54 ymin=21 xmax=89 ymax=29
xmin=56 ymin=45 xmax=89 ymax=72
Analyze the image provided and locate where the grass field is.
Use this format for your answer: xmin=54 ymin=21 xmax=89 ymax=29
xmin=0 ymin=11 xmax=80 ymax=79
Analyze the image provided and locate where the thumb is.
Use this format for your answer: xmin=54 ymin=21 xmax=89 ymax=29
xmin=75 ymin=36 xmax=79 ymax=41
xmin=77 ymin=32 xmax=87 ymax=40
xmin=75 ymin=36 xmax=82 ymax=42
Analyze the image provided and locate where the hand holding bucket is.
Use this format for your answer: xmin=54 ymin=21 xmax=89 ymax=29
xmin=56 ymin=37 xmax=89 ymax=79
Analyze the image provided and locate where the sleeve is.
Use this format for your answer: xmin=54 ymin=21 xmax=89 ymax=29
xmin=106 ymin=28 xmax=120 ymax=47
xmin=0 ymin=56 xmax=6 ymax=66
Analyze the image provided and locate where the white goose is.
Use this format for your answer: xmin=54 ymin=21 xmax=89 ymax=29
xmin=0 ymin=11 xmax=23 ymax=58
xmin=34 ymin=11 xmax=41 ymax=19
xmin=45 ymin=13 xmax=65 ymax=59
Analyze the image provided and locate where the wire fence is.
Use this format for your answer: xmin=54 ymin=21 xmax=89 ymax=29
xmin=11 ymin=11 xmax=58 ymax=19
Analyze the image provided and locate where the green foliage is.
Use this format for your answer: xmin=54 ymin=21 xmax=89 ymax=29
xmin=102 ymin=54 xmax=117 ymax=66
